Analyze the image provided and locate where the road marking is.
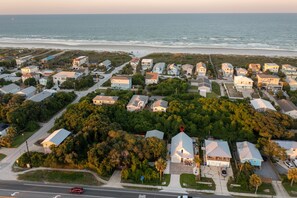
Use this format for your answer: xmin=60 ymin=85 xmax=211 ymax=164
xmin=11 ymin=192 xmax=19 ymax=196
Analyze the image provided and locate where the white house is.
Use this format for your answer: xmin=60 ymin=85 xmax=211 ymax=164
xmin=197 ymin=77 xmax=212 ymax=96
xmin=21 ymin=65 xmax=39 ymax=74
xmin=235 ymin=68 xmax=248 ymax=76
xmin=181 ymin=64 xmax=194 ymax=77
xmin=92 ymin=95 xmax=119 ymax=105
xmin=39 ymin=77 xmax=48 ymax=86
xmin=250 ymin=99 xmax=276 ymax=112
xmin=234 ymin=76 xmax=253 ymax=91
xmin=130 ymin=58 xmax=140 ymax=70
xmin=53 ymin=71 xmax=82 ymax=86
xmin=110 ymin=76 xmax=132 ymax=90
xmin=28 ymin=90 xmax=54 ymax=102
xmin=0 ymin=123 xmax=9 ymax=137
xmin=151 ymin=99 xmax=168 ymax=112
xmin=205 ymin=139 xmax=232 ymax=167
xmin=16 ymin=86 xmax=36 ymax=98
xmin=141 ymin=59 xmax=153 ymax=70
xmin=274 ymin=140 xmax=297 ymax=160
xmin=196 ymin=62 xmax=207 ymax=77
xmin=153 ymin=62 xmax=166 ymax=74
xmin=126 ymin=95 xmax=149 ymax=112
xmin=286 ymin=77 xmax=297 ymax=91
xmin=282 ymin=64 xmax=297 ymax=78
xmin=145 ymin=130 xmax=164 ymax=140
xmin=41 ymin=128 xmax=71 ymax=153
xmin=167 ymin=64 xmax=180 ymax=76
xmin=145 ymin=72 xmax=159 ymax=85
xmin=277 ymin=99 xmax=297 ymax=119
xmin=0 ymin=84 xmax=20 ymax=94
xmin=222 ymin=63 xmax=234 ymax=78
xmin=171 ymin=131 xmax=194 ymax=163
xmin=72 ymin=56 xmax=89 ymax=69
xmin=236 ymin=141 xmax=263 ymax=167
xmin=99 ymin=60 xmax=112 ymax=70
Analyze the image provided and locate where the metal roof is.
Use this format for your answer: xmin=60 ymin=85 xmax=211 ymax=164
xmin=28 ymin=90 xmax=52 ymax=102
xmin=205 ymin=140 xmax=231 ymax=158
xmin=274 ymin=140 xmax=297 ymax=150
xmin=146 ymin=130 xmax=164 ymax=140
xmin=277 ymin=99 xmax=297 ymax=112
xmin=236 ymin=141 xmax=263 ymax=162
xmin=171 ymin=132 xmax=194 ymax=159
xmin=41 ymin=128 xmax=71 ymax=146
xmin=251 ymin=99 xmax=276 ymax=111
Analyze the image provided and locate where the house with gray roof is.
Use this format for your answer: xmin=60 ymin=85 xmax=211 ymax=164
xmin=16 ymin=86 xmax=36 ymax=98
xmin=274 ymin=140 xmax=297 ymax=160
xmin=28 ymin=90 xmax=53 ymax=102
xmin=205 ymin=139 xmax=232 ymax=167
xmin=0 ymin=83 xmax=21 ymax=94
xmin=145 ymin=129 xmax=164 ymax=140
xmin=41 ymin=128 xmax=71 ymax=153
xmin=99 ymin=59 xmax=112 ymax=69
xmin=236 ymin=141 xmax=263 ymax=167
xmin=126 ymin=95 xmax=149 ymax=112
xmin=151 ymin=99 xmax=168 ymax=112
xmin=191 ymin=77 xmax=212 ymax=97
xmin=277 ymin=99 xmax=297 ymax=119
xmin=93 ymin=95 xmax=119 ymax=105
xmin=251 ymin=99 xmax=276 ymax=112
xmin=171 ymin=131 xmax=194 ymax=163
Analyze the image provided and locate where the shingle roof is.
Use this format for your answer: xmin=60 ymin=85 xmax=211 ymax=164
xmin=93 ymin=95 xmax=118 ymax=102
xmin=41 ymin=128 xmax=71 ymax=146
xmin=205 ymin=140 xmax=231 ymax=158
xmin=197 ymin=77 xmax=211 ymax=88
xmin=236 ymin=141 xmax=263 ymax=162
xmin=277 ymin=99 xmax=297 ymax=112
xmin=152 ymin=99 xmax=168 ymax=108
xmin=145 ymin=72 xmax=159 ymax=80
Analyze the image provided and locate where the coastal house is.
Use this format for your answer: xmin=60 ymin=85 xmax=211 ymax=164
xmin=196 ymin=62 xmax=207 ymax=77
xmin=274 ymin=140 xmax=297 ymax=160
xmin=167 ymin=63 xmax=180 ymax=76
xmin=126 ymin=95 xmax=149 ymax=112
xmin=21 ymin=72 xmax=40 ymax=83
xmin=236 ymin=141 xmax=263 ymax=167
xmin=248 ymin=64 xmax=261 ymax=73
xmin=16 ymin=55 xmax=33 ymax=67
xmin=222 ymin=63 xmax=234 ymax=78
xmin=181 ymin=64 xmax=194 ymax=77
xmin=0 ymin=83 xmax=20 ymax=94
xmin=263 ymin=63 xmax=279 ymax=73
xmin=277 ymin=99 xmax=297 ymax=119
xmin=153 ymin=62 xmax=166 ymax=74
xmin=110 ymin=76 xmax=132 ymax=90
xmin=130 ymin=58 xmax=140 ymax=70
xmin=151 ymin=99 xmax=168 ymax=112
xmin=72 ymin=56 xmax=89 ymax=69
xmin=171 ymin=131 xmax=194 ymax=164
xmin=99 ymin=60 xmax=112 ymax=70
xmin=92 ymin=95 xmax=119 ymax=105
xmin=145 ymin=72 xmax=159 ymax=85
xmin=41 ymin=55 xmax=55 ymax=64
xmin=234 ymin=76 xmax=253 ymax=91
xmin=21 ymin=65 xmax=39 ymax=74
xmin=282 ymin=64 xmax=297 ymax=78
xmin=145 ymin=130 xmax=164 ymax=140
xmin=250 ymin=99 xmax=276 ymax=112
xmin=205 ymin=139 xmax=232 ymax=167
xmin=0 ymin=123 xmax=9 ymax=137
xmin=191 ymin=77 xmax=212 ymax=97
xmin=53 ymin=71 xmax=83 ymax=86
xmin=256 ymin=74 xmax=282 ymax=91
xmin=28 ymin=90 xmax=55 ymax=102
xmin=41 ymin=128 xmax=71 ymax=153
xmin=141 ymin=59 xmax=153 ymax=70
xmin=235 ymin=68 xmax=248 ymax=76
xmin=16 ymin=86 xmax=36 ymax=98
xmin=285 ymin=77 xmax=297 ymax=91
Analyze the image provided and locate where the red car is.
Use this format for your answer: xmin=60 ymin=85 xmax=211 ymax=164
xmin=69 ymin=187 xmax=84 ymax=194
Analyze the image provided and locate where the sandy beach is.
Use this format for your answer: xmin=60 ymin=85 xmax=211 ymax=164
xmin=1 ymin=40 xmax=297 ymax=58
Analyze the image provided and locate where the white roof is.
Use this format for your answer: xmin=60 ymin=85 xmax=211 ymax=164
xmin=265 ymin=63 xmax=279 ymax=67
xmin=250 ymin=99 xmax=276 ymax=111
xmin=0 ymin=84 xmax=20 ymax=94
xmin=53 ymin=71 xmax=81 ymax=78
xmin=16 ymin=86 xmax=36 ymax=96
xmin=41 ymin=128 xmax=71 ymax=146
xmin=274 ymin=140 xmax=297 ymax=150
xmin=171 ymin=132 xmax=194 ymax=159
xmin=205 ymin=140 xmax=231 ymax=158
xmin=100 ymin=59 xmax=111 ymax=66
xmin=141 ymin=59 xmax=153 ymax=63
xmin=145 ymin=130 xmax=164 ymax=140
xmin=236 ymin=141 xmax=263 ymax=162
xmin=28 ymin=90 xmax=53 ymax=102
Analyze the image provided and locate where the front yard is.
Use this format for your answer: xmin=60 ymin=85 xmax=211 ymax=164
xmin=122 ymin=174 xmax=170 ymax=186
xmin=227 ymin=179 xmax=276 ymax=195
xmin=282 ymin=177 xmax=297 ymax=197
xmin=180 ymin=173 xmax=215 ymax=191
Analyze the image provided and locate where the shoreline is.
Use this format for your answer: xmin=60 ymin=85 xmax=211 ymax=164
xmin=1 ymin=41 xmax=297 ymax=58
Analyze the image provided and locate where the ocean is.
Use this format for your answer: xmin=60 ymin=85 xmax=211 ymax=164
xmin=0 ymin=14 xmax=297 ymax=52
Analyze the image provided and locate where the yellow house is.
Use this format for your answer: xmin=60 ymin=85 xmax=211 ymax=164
xmin=41 ymin=129 xmax=71 ymax=153
xmin=263 ymin=63 xmax=279 ymax=73
xmin=257 ymin=74 xmax=282 ymax=90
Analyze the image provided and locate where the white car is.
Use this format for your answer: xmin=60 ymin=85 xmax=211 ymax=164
xmin=293 ymin=159 xmax=297 ymax=167
xmin=284 ymin=160 xmax=294 ymax=168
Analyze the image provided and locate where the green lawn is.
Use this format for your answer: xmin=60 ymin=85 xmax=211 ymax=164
xmin=18 ymin=170 xmax=102 ymax=186
xmin=122 ymin=174 xmax=170 ymax=186
xmin=228 ymin=182 xmax=276 ymax=195
xmin=0 ymin=153 xmax=6 ymax=161
xmin=11 ymin=131 xmax=37 ymax=148
xmin=282 ymin=180 xmax=297 ymax=197
xmin=212 ymin=82 xmax=221 ymax=96
xmin=180 ymin=174 xmax=215 ymax=191
xmin=206 ymin=92 xmax=219 ymax=98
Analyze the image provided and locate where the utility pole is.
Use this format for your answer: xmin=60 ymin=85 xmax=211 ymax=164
xmin=25 ymin=140 xmax=32 ymax=167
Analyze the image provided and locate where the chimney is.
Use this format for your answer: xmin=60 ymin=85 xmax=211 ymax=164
xmin=180 ymin=126 xmax=185 ymax=133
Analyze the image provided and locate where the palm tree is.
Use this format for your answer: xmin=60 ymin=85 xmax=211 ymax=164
xmin=194 ymin=155 xmax=202 ymax=181
xmin=287 ymin=168 xmax=297 ymax=187
xmin=155 ymin=158 xmax=167 ymax=182
xmin=249 ymin=174 xmax=262 ymax=194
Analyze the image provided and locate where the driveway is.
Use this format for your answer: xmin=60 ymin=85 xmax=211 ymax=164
xmin=274 ymin=162 xmax=288 ymax=175
xmin=170 ymin=162 xmax=193 ymax=174
xmin=255 ymin=161 xmax=279 ymax=180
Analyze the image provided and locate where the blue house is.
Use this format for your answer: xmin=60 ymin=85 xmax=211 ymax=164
xmin=236 ymin=141 xmax=263 ymax=167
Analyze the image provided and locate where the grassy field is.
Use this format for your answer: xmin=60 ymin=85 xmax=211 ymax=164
xmin=0 ymin=153 xmax=6 ymax=161
xmin=282 ymin=180 xmax=297 ymax=197
xmin=228 ymin=182 xmax=276 ymax=195
xmin=11 ymin=129 xmax=39 ymax=148
xmin=206 ymin=92 xmax=219 ymax=98
xmin=122 ymin=174 xmax=170 ymax=186
xmin=212 ymin=82 xmax=221 ymax=96
xmin=18 ymin=170 xmax=102 ymax=186
xmin=180 ymin=174 xmax=215 ymax=191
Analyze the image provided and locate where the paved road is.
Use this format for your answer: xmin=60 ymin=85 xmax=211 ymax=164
xmin=0 ymin=181 xmax=229 ymax=198
xmin=0 ymin=62 xmax=130 ymax=180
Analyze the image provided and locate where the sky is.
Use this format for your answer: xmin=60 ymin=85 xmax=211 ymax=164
xmin=1 ymin=0 xmax=297 ymax=15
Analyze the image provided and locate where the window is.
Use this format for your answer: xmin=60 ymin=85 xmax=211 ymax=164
xmin=181 ymin=149 xmax=183 ymax=153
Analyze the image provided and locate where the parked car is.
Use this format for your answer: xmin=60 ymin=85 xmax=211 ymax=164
xmin=221 ymin=167 xmax=227 ymax=177
xmin=293 ymin=159 xmax=297 ymax=167
xmin=69 ymin=187 xmax=84 ymax=194
xmin=284 ymin=160 xmax=294 ymax=168
xmin=178 ymin=196 xmax=192 ymax=198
